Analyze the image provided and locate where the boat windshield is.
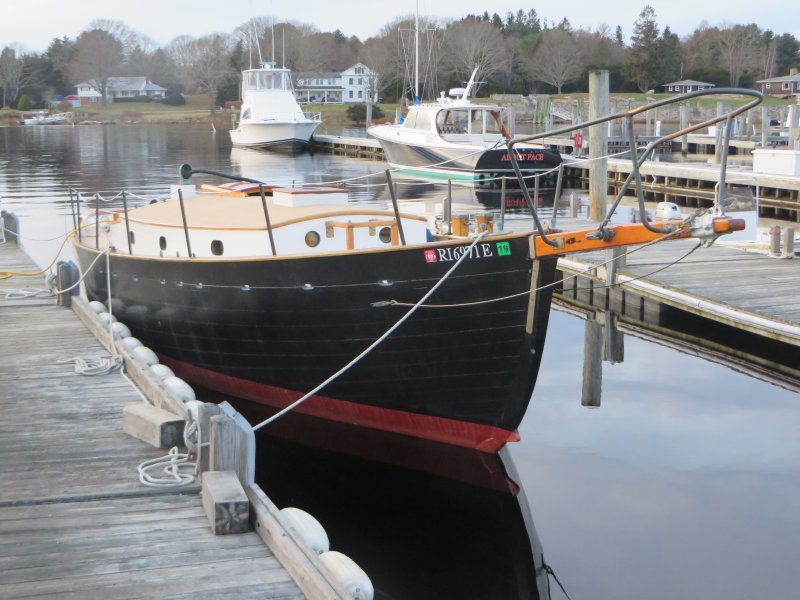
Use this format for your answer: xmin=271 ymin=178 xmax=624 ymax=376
xmin=402 ymin=109 xmax=433 ymax=131
xmin=243 ymin=70 xmax=288 ymax=92
xmin=437 ymin=108 xmax=505 ymax=135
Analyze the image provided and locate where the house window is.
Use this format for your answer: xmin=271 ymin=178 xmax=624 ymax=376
xmin=358 ymin=90 xmax=363 ymax=98
xmin=349 ymin=78 xmax=353 ymax=84
xmin=349 ymin=90 xmax=353 ymax=99
xmin=766 ymin=83 xmax=771 ymax=89
xmin=783 ymin=82 xmax=791 ymax=90
xmin=358 ymin=78 xmax=362 ymax=85
xmin=355 ymin=66 xmax=363 ymax=74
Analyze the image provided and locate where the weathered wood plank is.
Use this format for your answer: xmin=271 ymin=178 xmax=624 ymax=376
xmin=0 ymin=244 xmax=305 ymax=598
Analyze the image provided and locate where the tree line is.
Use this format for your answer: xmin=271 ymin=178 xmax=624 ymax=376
xmin=1 ymin=6 xmax=799 ymax=111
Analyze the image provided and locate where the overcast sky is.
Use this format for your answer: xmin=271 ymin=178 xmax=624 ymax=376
xmin=2 ymin=0 xmax=799 ymax=52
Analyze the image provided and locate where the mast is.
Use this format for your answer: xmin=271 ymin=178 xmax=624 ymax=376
xmin=414 ymin=0 xmax=419 ymax=104
xmin=271 ymin=21 xmax=275 ymax=65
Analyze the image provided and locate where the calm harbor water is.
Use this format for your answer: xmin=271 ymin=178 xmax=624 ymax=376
xmin=1 ymin=123 xmax=798 ymax=599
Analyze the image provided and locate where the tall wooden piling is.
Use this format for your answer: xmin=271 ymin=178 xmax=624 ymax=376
xmin=581 ymin=318 xmax=603 ymax=407
xmin=790 ymin=103 xmax=799 ymax=151
xmin=714 ymin=102 xmax=725 ymax=163
xmin=680 ymin=103 xmax=689 ymax=154
xmin=588 ymin=70 xmax=609 ymax=221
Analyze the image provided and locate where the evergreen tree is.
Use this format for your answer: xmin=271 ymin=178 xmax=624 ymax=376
xmin=775 ymin=33 xmax=800 ymax=74
xmin=624 ymin=5 xmax=662 ymax=92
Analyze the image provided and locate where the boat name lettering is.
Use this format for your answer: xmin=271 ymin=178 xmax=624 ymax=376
xmin=500 ymin=152 xmax=545 ymax=162
xmin=424 ymin=243 xmax=496 ymax=263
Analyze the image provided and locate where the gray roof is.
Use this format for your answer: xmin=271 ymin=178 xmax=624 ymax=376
xmin=297 ymin=72 xmax=340 ymax=79
xmin=756 ymin=73 xmax=800 ymax=84
xmin=662 ymin=80 xmax=715 ymax=87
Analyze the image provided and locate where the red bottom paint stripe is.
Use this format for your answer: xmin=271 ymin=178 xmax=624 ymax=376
xmin=160 ymin=357 xmax=519 ymax=453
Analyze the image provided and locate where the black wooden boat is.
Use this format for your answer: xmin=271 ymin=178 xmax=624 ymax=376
xmin=73 ymin=176 xmax=560 ymax=452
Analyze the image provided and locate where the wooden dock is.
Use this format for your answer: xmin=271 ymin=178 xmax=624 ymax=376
xmin=555 ymin=237 xmax=800 ymax=377
xmin=565 ymin=158 xmax=800 ymax=222
xmin=0 ymin=241 xmax=305 ymax=598
xmin=307 ymin=133 xmax=800 ymax=221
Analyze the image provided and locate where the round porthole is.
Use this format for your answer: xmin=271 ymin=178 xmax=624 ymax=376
xmin=211 ymin=240 xmax=224 ymax=256
xmin=378 ymin=227 xmax=392 ymax=244
xmin=305 ymin=231 xmax=320 ymax=247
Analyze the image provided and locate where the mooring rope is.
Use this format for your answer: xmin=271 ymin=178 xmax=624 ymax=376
xmin=251 ymin=230 xmax=490 ymax=431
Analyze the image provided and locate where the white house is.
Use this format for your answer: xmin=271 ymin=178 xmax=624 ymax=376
xmin=295 ymin=63 xmax=378 ymax=104
xmin=75 ymin=77 xmax=167 ymax=105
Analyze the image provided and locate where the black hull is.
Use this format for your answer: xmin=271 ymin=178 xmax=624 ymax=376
xmin=75 ymin=234 xmax=558 ymax=451
xmin=375 ymin=136 xmax=562 ymax=186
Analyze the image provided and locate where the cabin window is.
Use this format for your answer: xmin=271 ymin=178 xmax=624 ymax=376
xmin=378 ymin=227 xmax=392 ymax=244
xmin=305 ymin=231 xmax=321 ymax=247
xmin=159 ymin=236 xmax=167 ymax=251
xmin=403 ymin=111 xmax=418 ymax=128
xmin=128 ymin=231 xmax=135 ymax=245
xmin=210 ymin=240 xmax=224 ymax=256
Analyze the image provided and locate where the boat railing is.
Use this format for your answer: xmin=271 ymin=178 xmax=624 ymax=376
xmin=505 ymin=87 xmax=763 ymax=247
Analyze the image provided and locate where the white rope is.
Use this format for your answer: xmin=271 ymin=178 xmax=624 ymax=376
xmin=0 ymin=287 xmax=53 ymax=300
xmin=57 ymin=355 xmax=123 ymax=375
xmin=138 ymin=447 xmax=196 ymax=488
xmin=252 ymin=230 xmax=489 ymax=431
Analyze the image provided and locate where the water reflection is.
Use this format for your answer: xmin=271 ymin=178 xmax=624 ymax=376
xmin=251 ymin=412 xmax=551 ymax=600
xmin=2 ymin=123 xmax=799 ymax=599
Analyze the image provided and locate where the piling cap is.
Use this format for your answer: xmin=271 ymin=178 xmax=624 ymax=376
xmin=179 ymin=164 xmax=193 ymax=183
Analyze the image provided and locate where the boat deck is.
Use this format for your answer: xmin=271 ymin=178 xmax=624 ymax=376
xmin=0 ymin=241 xmax=303 ymax=598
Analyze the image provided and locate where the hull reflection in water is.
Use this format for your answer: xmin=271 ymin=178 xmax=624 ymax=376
xmin=242 ymin=402 xmax=552 ymax=599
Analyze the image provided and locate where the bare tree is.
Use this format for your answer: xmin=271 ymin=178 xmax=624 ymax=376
xmin=0 ymin=45 xmax=32 ymax=107
xmin=443 ymin=19 xmax=506 ymax=87
xmin=88 ymin=19 xmax=139 ymax=57
xmin=69 ymin=29 xmax=124 ymax=105
xmin=530 ymin=29 xmax=581 ymax=93
xmin=716 ymin=23 xmax=762 ymax=86
xmin=180 ymin=34 xmax=236 ymax=111
xmin=166 ymin=35 xmax=196 ymax=86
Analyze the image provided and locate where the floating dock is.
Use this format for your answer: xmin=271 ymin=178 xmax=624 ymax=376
xmin=0 ymin=240 xmax=328 ymax=599
xmin=554 ymin=237 xmax=800 ymax=380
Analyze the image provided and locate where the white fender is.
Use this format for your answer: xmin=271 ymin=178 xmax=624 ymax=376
xmin=319 ymin=551 xmax=373 ymax=600
xmin=121 ymin=337 xmax=143 ymax=351
xmin=89 ymin=300 xmax=107 ymax=313
xmin=110 ymin=321 xmax=131 ymax=338
xmin=98 ymin=312 xmax=118 ymax=325
xmin=162 ymin=376 xmax=196 ymax=402
xmin=149 ymin=363 xmax=175 ymax=380
xmin=132 ymin=345 xmax=159 ymax=366
xmin=280 ymin=507 xmax=330 ymax=554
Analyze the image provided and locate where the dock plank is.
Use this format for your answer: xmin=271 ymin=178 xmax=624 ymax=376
xmin=0 ymin=241 xmax=304 ymax=598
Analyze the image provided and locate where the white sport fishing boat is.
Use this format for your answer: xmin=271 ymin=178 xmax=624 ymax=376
xmin=368 ymin=67 xmax=561 ymax=186
xmin=230 ymin=62 xmax=321 ymax=151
